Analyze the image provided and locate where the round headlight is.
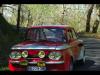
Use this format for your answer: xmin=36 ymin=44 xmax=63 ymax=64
xmin=9 ymin=51 xmax=21 ymax=59
xmin=22 ymin=51 xmax=28 ymax=58
xmin=48 ymin=52 xmax=62 ymax=60
xmin=38 ymin=51 xmax=45 ymax=58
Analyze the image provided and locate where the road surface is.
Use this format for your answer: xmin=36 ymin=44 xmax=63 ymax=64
xmin=74 ymin=37 xmax=100 ymax=71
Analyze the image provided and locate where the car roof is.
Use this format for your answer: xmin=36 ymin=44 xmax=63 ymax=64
xmin=28 ymin=25 xmax=73 ymax=29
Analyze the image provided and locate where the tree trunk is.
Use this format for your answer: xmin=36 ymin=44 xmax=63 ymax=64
xmin=92 ymin=5 xmax=100 ymax=33
xmin=20 ymin=8 xmax=24 ymax=25
xmin=16 ymin=4 xmax=21 ymax=32
xmin=92 ymin=20 xmax=99 ymax=33
xmin=61 ymin=4 xmax=65 ymax=25
xmin=86 ymin=4 xmax=94 ymax=32
xmin=27 ymin=10 xmax=30 ymax=26
xmin=27 ymin=10 xmax=33 ymax=27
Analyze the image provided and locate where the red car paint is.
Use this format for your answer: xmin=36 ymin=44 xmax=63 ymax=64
xmin=8 ymin=25 xmax=84 ymax=71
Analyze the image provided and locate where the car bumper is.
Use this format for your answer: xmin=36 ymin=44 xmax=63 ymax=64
xmin=9 ymin=60 xmax=64 ymax=64
xmin=8 ymin=60 xmax=66 ymax=71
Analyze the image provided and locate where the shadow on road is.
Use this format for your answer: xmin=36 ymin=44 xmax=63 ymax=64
xmin=74 ymin=59 xmax=97 ymax=71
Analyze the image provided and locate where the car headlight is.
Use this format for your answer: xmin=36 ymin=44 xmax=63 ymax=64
xmin=48 ymin=52 xmax=62 ymax=60
xmin=22 ymin=51 xmax=28 ymax=58
xmin=38 ymin=51 xmax=45 ymax=58
xmin=9 ymin=51 xmax=21 ymax=59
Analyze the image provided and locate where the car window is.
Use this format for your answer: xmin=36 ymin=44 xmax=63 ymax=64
xmin=27 ymin=28 xmax=66 ymax=42
xmin=27 ymin=29 xmax=39 ymax=41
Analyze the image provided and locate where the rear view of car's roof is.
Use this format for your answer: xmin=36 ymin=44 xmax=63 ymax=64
xmin=28 ymin=25 xmax=72 ymax=29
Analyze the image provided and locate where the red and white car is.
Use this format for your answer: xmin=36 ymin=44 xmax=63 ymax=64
xmin=8 ymin=25 xmax=85 ymax=71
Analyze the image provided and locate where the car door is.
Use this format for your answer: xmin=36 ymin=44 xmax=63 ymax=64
xmin=67 ymin=28 xmax=79 ymax=60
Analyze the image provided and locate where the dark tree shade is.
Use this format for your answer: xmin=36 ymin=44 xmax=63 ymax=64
xmin=92 ymin=20 xmax=99 ymax=33
xmin=86 ymin=4 xmax=94 ymax=32
xmin=16 ymin=4 xmax=21 ymax=32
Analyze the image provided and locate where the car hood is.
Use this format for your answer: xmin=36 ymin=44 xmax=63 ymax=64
xmin=11 ymin=41 xmax=70 ymax=50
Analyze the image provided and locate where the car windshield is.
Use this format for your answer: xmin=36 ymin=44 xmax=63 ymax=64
xmin=26 ymin=28 xmax=66 ymax=42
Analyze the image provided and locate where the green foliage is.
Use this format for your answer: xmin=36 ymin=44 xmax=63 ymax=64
xmin=2 ymin=4 xmax=90 ymax=32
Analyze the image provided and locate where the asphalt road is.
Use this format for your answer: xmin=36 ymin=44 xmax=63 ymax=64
xmin=74 ymin=37 xmax=100 ymax=71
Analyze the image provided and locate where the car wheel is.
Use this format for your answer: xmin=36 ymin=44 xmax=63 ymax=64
xmin=78 ymin=46 xmax=85 ymax=64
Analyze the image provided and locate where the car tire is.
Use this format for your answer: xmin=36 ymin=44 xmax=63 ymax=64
xmin=78 ymin=46 xmax=85 ymax=64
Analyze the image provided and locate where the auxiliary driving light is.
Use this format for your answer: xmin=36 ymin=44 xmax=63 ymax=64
xmin=48 ymin=52 xmax=62 ymax=60
xmin=38 ymin=51 xmax=45 ymax=58
xmin=22 ymin=51 xmax=28 ymax=58
xmin=9 ymin=51 xmax=21 ymax=59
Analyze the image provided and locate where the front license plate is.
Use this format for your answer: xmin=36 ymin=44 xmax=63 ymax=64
xmin=27 ymin=66 xmax=46 ymax=71
xmin=27 ymin=61 xmax=46 ymax=71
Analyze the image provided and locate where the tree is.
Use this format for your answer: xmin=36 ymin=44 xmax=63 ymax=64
xmin=61 ymin=4 xmax=66 ymax=25
xmin=92 ymin=4 xmax=100 ymax=33
xmin=0 ymin=4 xmax=92 ymax=31
xmin=86 ymin=4 xmax=94 ymax=32
xmin=16 ymin=4 xmax=21 ymax=32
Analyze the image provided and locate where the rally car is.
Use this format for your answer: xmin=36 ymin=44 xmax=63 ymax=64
xmin=8 ymin=25 xmax=85 ymax=71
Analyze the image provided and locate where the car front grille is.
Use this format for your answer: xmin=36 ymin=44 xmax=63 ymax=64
xmin=26 ymin=54 xmax=48 ymax=59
